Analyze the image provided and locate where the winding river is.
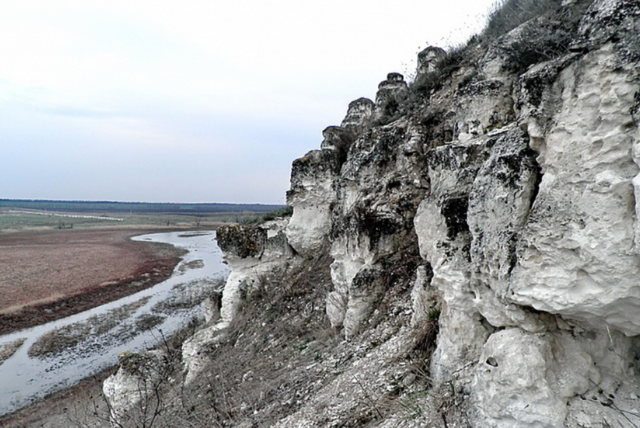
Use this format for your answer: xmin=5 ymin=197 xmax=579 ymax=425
xmin=0 ymin=230 xmax=228 ymax=417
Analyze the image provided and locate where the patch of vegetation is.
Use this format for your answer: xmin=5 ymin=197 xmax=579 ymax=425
xmin=406 ymin=0 xmax=594 ymax=104
xmin=151 ymin=278 xmax=224 ymax=315
xmin=187 ymin=251 xmax=336 ymax=427
xmin=408 ymin=307 xmax=441 ymax=379
xmin=411 ymin=42 xmax=476 ymax=96
xmin=135 ymin=314 xmax=166 ymax=332
xmin=0 ymin=199 xmax=284 ymax=215
xmin=83 ymin=249 xmax=334 ymax=427
xmin=0 ymin=338 xmax=26 ymax=365
xmin=485 ymin=0 xmax=594 ymax=74
xmin=28 ymin=297 xmax=151 ymax=359
xmin=482 ymin=0 xmax=564 ymax=41
xmin=216 ymin=224 xmax=266 ymax=258
xmin=240 ymin=205 xmax=293 ymax=225
xmin=0 ymin=208 xmax=267 ymax=231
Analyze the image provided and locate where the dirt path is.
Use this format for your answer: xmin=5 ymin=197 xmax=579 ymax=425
xmin=0 ymin=228 xmax=187 ymax=335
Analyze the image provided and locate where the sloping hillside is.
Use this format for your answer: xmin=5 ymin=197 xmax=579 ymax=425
xmin=100 ymin=0 xmax=640 ymax=426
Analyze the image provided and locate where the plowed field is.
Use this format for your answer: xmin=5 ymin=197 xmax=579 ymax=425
xmin=0 ymin=229 xmax=185 ymax=334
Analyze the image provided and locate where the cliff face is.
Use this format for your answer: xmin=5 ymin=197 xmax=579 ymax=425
xmin=103 ymin=0 xmax=640 ymax=426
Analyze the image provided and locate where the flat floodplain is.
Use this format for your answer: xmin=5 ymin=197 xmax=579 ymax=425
xmin=0 ymin=228 xmax=185 ymax=334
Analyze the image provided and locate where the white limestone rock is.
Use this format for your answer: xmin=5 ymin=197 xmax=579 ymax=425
xmin=202 ymin=294 xmax=220 ymax=324
xmin=467 ymin=127 xmax=547 ymax=332
xmin=410 ymin=264 xmax=436 ymax=327
xmin=103 ymin=351 xmax=169 ymax=422
xmin=285 ymin=95 xmax=376 ymax=257
xmin=469 ymin=325 xmax=640 ymax=427
xmin=327 ymin=117 xmax=428 ymax=338
xmin=470 ymin=329 xmax=568 ymax=428
xmin=453 ymin=79 xmax=516 ymax=141
xmin=340 ymin=97 xmax=374 ymax=135
xmin=416 ymin=46 xmax=446 ymax=77
xmin=414 ymin=140 xmax=492 ymax=381
xmin=286 ymin=149 xmax=339 ymax=255
xmin=183 ymin=219 xmax=295 ymax=382
xmin=510 ymin=43 xmax=640 ymax=335
xmin=104 ymin=3 xmax=640 ymax=426
xmin=372 ymin=72 xmax=408 ymax=124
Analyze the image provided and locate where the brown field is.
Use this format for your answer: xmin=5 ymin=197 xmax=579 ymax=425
xmin=0 ymin=229 xmax=187 ymax=335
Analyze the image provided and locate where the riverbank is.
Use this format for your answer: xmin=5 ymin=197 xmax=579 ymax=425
xmin=0 ymin=322 xmax=199 ymax=428
xmin=0 ymin=229 xmax=228 ymax=421
xmin=0 ymin=228 xmax=189 ymax=335
xmin=0 ymin=366 xmax=114 ymax=428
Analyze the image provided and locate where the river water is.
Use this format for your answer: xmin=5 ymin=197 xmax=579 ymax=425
xmin=0 ymin=230 xmax=228 ymax=417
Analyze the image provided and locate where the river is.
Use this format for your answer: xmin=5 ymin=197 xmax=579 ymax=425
xmin=0 ymin=230 xmax=228 ymax=417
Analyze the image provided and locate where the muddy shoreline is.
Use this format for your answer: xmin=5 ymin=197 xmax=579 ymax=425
xmin=0 ymin=366 xmax=115 ymax=428
xmin=0 ymin=317 xmax=201 ymax=428
xmin=0 ymin=228 xmax=188 ymax=335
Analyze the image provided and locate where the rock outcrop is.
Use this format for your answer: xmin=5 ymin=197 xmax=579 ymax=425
xmin=181 ymin=218 xmax=294 ymax=383
xmin=103 ymin=1 xmax=640 ymax=426
xmin=103 ymin=350 xmax=173 ymax=423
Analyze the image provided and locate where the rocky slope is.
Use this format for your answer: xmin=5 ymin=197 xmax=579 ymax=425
xmin=102 ymin=0 xmax=640 ymax=426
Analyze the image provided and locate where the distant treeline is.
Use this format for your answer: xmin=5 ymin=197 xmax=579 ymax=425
xmin=0 ymin=199 xmax=284 ymax=214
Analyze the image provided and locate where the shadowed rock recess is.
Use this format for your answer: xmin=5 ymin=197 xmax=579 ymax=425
xmin=102 ymin=1 xmax=640 ymax=426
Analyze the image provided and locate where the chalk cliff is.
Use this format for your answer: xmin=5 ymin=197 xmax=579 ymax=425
xmin=104 ymin=0 xmax=640 ymax=426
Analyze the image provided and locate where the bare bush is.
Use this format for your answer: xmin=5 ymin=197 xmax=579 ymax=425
xmin=483 ymin=0 xmax=564 ymax=41
xmin=72 ymin=249 xmax=333 ymax=428
xmin=484 ymin=0 xmax=595 ymax=74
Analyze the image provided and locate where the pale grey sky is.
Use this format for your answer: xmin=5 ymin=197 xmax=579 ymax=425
xmin=0 ymin=0 xmax=497 ymax=204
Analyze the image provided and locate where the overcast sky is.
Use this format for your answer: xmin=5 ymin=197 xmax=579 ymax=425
xmin=0 ymin=0 xmax=497 ymax=204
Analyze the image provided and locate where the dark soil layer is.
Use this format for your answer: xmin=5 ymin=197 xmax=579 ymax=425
xmin=0 ymin=229 xmax=186 ymax=335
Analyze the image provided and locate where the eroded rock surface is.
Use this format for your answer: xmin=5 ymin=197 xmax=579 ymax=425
xmin=103 ymin=1 xmax=640 ymax=426
xmin=102 ymin=351 xmax=171 ymax=422
xmin=182 ymin=219 xmax=296 ymax=383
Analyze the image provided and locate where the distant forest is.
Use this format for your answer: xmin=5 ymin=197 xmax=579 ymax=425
xmin=0 ymin=199 xmax=284 ymax=214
